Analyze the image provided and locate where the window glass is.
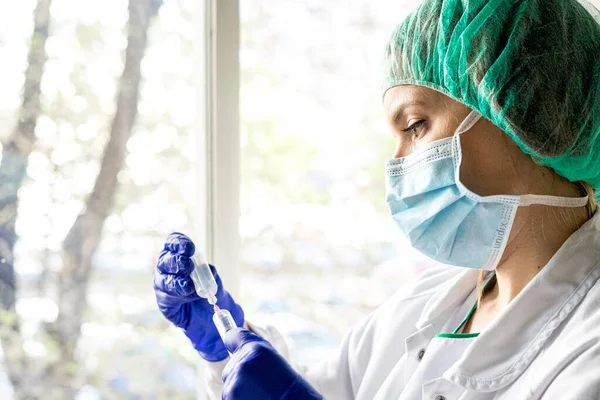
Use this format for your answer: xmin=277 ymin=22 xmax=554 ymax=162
xmin=239 ymin=0 xmax=437 ymax=366
xmin=0 ymin=0 xmax=199 ymax=397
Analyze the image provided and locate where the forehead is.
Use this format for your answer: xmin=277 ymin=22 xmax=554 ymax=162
xmin=383 ymin=85 xmax=444 ymax=109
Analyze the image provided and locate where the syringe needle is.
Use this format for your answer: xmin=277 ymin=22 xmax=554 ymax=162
xmin=213 ymin=304 xmax=220 ymax=312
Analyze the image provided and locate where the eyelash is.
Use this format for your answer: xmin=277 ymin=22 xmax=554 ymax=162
xmin=401 ymin=120 xmax=426 ymax=135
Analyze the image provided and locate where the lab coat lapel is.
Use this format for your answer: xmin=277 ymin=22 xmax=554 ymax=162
xmin=444 ymin=214 xmax=600 ymax=392
xmin=415 ymin=267 xmax=483 ymax=331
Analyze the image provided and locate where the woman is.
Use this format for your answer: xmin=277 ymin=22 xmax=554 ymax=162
xmin=154 ymin=0 xmax=600 ymax=398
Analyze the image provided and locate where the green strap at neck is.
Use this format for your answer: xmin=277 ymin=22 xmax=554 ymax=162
xmin=435 ymin=273 xmax=497 ymax=339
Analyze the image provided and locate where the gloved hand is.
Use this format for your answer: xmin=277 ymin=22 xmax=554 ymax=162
xmin=222 ymin=328 xmax=324 ymax=400
xmin=154 ymin=232 xmax=245 ymax=361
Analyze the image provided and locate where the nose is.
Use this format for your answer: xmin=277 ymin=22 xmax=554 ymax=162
xmin=393 ymin=145 xmax=402 ymax=159
xmin=393 ymin=137 xmax=413 ymax=158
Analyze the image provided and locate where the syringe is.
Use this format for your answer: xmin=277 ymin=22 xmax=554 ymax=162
xmin=189 ymin=252 xmax=238 ymax=341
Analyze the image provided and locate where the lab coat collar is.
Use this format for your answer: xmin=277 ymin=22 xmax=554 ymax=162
xmin=417 ymin=212 xmax=600 ymax=392
xmin=415 ymin=267 xmax=484 ymax=332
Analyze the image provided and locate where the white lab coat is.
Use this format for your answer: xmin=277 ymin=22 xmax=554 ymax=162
xmin=205 ymin=212 xmax=600 ymax=399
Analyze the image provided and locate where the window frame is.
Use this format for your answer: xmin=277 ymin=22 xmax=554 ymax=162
xmin=195 ymin=0 xmax=240 ymax=398
xmin=196 ymin=0 xmax=242 ymax=299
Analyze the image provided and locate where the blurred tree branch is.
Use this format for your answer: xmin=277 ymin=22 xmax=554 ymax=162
xmin=0 ymin=0 xmax=53 ymax=397
xmin=49 ymin=0 xmax=163 ymax=396
xmin=0 ymin=0 xmax=163 ymax=397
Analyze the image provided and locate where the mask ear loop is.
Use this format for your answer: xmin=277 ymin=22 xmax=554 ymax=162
xmin=452 ymin=111 xmax=482 ymax=192
xmin=455 ymin=111 xmax=483 ymax=136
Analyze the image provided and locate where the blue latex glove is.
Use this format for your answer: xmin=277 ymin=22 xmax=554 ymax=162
xmin=222 ymin=328 xmax=324 ymax=400
xmin=154 ymin=232 xmax=245 ymax=361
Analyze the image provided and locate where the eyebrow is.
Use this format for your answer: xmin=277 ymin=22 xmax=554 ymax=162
xmin=389 ymin=100 xmax=427 ymax=125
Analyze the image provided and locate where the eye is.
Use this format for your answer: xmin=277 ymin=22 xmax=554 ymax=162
xmin=401 ymin=120 xmax=426 ymax=136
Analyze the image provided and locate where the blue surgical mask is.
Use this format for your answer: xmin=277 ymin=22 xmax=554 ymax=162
xmin=385 ymin=111 xmax=588 ymax=270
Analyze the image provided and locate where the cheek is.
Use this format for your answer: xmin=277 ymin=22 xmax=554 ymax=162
xmin=458 ymin=145 xmax=484 ymax=195
xmin=458 ymin=130 xmax=515 ymax=196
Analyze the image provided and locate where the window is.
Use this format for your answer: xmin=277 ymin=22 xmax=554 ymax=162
xmin=239 ymin=0 xmax=436 ymax=366
xmin=0 ymin=0 xmax=201 ymax=398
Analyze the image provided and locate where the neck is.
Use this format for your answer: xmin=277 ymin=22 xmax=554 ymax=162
xmin=487 ymin=205 xmax=589 ymax=307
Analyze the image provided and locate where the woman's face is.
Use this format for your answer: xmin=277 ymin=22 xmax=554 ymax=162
xmin=383 ymin=85 xmax=578 ymax=198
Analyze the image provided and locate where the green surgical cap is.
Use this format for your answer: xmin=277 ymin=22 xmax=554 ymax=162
xmin=382 ymin=0 xmax=600 ymax=196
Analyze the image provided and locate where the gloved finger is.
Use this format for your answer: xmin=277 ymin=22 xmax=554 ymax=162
xmin=221 ymin=330 xmax=256 ymax=383
xmin=223 ymin=327 xmax=265 ymax=354
xmin=221 ymin=362 xmax=267 ymax=400
xmin=221 ymin=351 xmax=237 ymax=385
xmin=156 ymin=298 xmax=190 ymax=329
xmin=221 ymin=337 xmax=254 ymax=384
xmin=157 ymin=250 xmax=194 ymax=275
xmin=221 ymin=333 xmax=284 ymax=396
xmin=154 ymin=270 xmax=197 ymax=298
xmin=164 ymin=232 xmax=195 ymax=256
